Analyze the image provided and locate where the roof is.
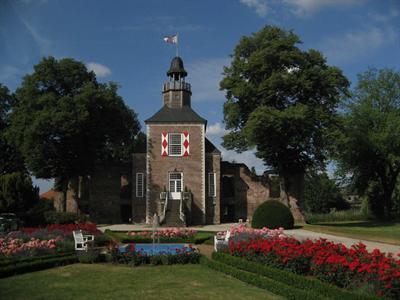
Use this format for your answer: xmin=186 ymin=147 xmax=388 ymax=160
xmin=40 ymin=189 xmax=58 ymax=200
xmin=145 ymin=105 xmax=207 ymax=124
xmin=167 ymin=56 xmax=187 ymax=78
xmin=205 ymin=138 xmax=221 ymax=154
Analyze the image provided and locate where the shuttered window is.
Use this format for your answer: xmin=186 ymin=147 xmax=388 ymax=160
xmin=136 ymin=173 xmax=144 ymax=198
xmin=169 ymin=133 xmax=182 ymax=156
xmin=208 ymin=173 xmax=216 ymax=197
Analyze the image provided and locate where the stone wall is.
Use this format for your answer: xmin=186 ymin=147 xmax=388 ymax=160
xmin=132 ymin=153 xmax=146 ymax=223
xmin=221 ymin=162 xmax=270 ymax=222
xmin=205 ymin=153 xmax=221 ymax=224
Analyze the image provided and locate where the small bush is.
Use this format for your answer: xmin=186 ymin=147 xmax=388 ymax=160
xmin=111 ymin=251 xmax=201 ymax=266
xmin=77 ymin=250 xmax=100 ymax=264
xmin=252 ymin=200 xmax=294 ymax=229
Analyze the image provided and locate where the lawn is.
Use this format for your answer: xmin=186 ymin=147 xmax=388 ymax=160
xmin=0 ymin=264 xmax=280 ymax=300
xmin=302 ymin=221 xmax=400 ymax=245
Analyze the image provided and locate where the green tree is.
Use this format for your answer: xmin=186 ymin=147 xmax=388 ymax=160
xmin=0 ymin=172 xmax=39 ymax=214
xmin=0 ymin=84 xmax=26 ymax=174
xmin=334 ymin=68 xmax=400 ymax=219
xmin=303 ymin=171 xmax=349 ymax=213
xmin=7 ymin=56 xmax=141 ymax=211
xmin=220 ymin=26 xmax=349 ymax=219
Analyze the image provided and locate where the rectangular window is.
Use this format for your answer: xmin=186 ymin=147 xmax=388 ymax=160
xmin=208 ymin=173 xmax=216 ymax=197
xmin=169 ymin=133 xmax=182 ymax=156
xmin=136 ymin=173 xmax=144 ymax=198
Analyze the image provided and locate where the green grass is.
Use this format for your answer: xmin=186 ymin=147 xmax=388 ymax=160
xmin=302 ymin=221 xmax=400 ymax=245
xmin=0 ymin=264 xmax=279 ymax=300
xmin=305 ymin=209 xmax=367 ymax=223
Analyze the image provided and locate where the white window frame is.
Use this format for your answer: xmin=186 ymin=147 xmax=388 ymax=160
xmin=208 ymin=173 xmax=216 ymax=197
xmin=168 ymin=133 xmax=182 ymax=156
xmin=136 ymin=173 xmax=144 ymax=198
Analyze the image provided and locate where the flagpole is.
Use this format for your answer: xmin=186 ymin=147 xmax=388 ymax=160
xmin=176 ymin=33 xmax=179 ymax=57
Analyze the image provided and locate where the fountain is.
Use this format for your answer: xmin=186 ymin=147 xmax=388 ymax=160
xmin=152 ymin=213 xmax=160 ymax=254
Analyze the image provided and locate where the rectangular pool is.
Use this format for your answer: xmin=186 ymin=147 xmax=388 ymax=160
xmin=118 ymin=243 xmax=194 ymax=256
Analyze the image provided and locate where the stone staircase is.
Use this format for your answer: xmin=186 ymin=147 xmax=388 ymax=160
xmin=163 ymin=199 xmax=185 ymax=227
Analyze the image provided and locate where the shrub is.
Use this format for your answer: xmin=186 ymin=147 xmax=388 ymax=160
xmin=212 ymin=252 xmax=372 ymax=300
xmin=252 ymin=200 xmax=294 ymax=229
xmin=77 ymin=249 xmax=101 ymax=264
xmin=228 ymin=236 xmax=400 ymax=299
xmin=44 ymin=211 xmax=88 ymax=224
xmin=111 ymin=250 xmax=201 ymax=266
xmin=0 ymin=254 xmax=78 ymax=278
xmin=200 ymin=256 xmax=320 ymax=300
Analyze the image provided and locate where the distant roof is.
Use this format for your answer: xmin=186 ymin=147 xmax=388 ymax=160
xmin=40 ymin=189 xmax=58 ymax=200
xmin=205 ymin=138 xmax=221 ymax=154
xmin=145 ymin=105 xmax=207 ymax=124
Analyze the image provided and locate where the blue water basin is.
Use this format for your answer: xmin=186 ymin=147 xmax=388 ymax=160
xmin=118 ymin=243 xmax=194 ymax=256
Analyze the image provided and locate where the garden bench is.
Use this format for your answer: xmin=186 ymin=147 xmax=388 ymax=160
xmin=73 ymin=230 xmax=94 ymax=251
xmin=214 ymin=230 xmax=231 ymax=252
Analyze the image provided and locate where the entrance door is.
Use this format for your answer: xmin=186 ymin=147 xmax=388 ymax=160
xmin=169 ymin=172 xmax=183 ymax=200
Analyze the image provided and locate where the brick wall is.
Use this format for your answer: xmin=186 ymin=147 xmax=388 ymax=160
xmin=147 ymin=124 xmax=205 ymax=225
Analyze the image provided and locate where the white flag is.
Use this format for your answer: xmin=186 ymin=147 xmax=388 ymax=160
xmin=163 ymin=35 xmax=178 ymax=44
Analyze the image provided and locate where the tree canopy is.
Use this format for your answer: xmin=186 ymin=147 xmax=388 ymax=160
xmin=6 ymin=56 xmax=141 ymax=209
xmin=220 ymin=26 xmax=349 ymax=217
xmin=221 ymin=26 xmax=349 ymax=175
xmin=334 ymin=68 xmax=400 ymax=218
xmin=0 ymin=84 xmax=26 ymax=175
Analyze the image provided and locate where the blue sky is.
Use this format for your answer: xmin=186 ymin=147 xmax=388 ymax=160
xmin=1 ymin=0 xmax=399 ymax=192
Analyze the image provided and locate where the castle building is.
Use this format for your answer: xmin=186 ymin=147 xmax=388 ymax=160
xmin=59 ymin=57 xmax=275 ymax=225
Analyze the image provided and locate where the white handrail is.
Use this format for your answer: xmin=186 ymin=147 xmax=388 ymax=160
xmin=160 ymin=192 xmax=168 ymax=224
xmin=179 ymin=193 xmax=185 ymax=223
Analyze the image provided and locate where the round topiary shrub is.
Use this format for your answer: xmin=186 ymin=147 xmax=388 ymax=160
xmin=251 ymin=200 xmax=294 ymax=229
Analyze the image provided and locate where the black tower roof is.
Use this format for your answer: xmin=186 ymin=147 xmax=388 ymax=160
xmin=167 ymin=56 xmax=187 ymax=78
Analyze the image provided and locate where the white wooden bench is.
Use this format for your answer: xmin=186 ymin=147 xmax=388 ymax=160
xmin=73 ymin=230 xmax=94 ymax=251
xmin=214 ymin=230 xmax=231 ymax=252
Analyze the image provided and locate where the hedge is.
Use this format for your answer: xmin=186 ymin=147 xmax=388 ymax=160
xmin=200 ymin=256 xmax=323 ymax=300
xmin=0 ymin=252 xmax=75 ymax=268
xmin=212 ymin=252 xmax=379 ymax=300
xmin=0 ymin=254 xmax=78 ymax=278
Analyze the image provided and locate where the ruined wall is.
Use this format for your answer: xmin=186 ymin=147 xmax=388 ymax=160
xmin=221 ymin=162 xmax=270 ymax=222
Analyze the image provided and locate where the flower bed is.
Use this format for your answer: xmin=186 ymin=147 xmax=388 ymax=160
xmin=0 ymin=237 xmax=62 ymax=256
xmin=22 ymin=223 xmax=101 ymax=235
xmin=228 ymin=236 xmax=400 ymax=298
xmin=128 ymin=228 xmax=197 ymax=239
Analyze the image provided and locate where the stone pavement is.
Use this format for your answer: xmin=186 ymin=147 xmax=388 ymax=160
xmin=99 ymin=223 xmax=400 ymax=254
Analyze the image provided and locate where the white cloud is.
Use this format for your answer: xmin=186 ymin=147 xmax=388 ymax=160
xmin=238 ymin=0 xmax=363 ymax=17
xmin=86 ymin=62 xmax=112 ymax=77
xmin=206 ymin=122 xmax=229 ymax=136
xmin=282 ymin=0 xmax=363 ymax=16
xmin=368 ymin=8 xmax=400 ymax=23
xmin=187 ymin=57 xmax=230 ymax=102
xmin=239 ymin=0 xmax=268 ymax=17
xmin=221 ymin=148 xmax=266 ymax=175
xmin=318 ymin=26 xmax=397 ymax=65
xmin=19 ymin=18 xmax=51 ymax=54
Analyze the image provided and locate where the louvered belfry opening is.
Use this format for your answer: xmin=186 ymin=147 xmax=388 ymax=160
xmin=162 ymin=56 xmax=192 ymax=108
